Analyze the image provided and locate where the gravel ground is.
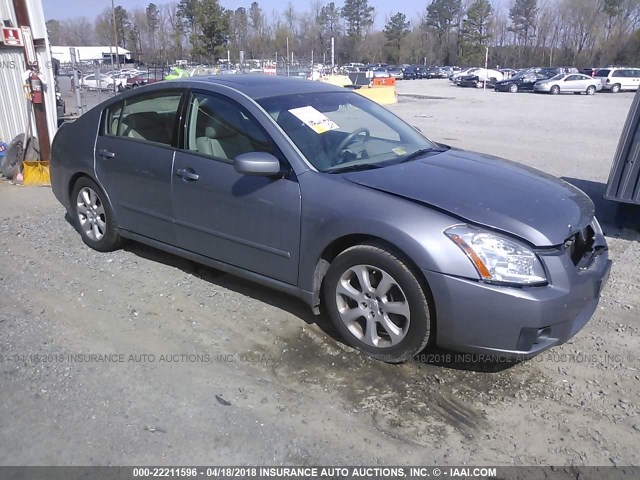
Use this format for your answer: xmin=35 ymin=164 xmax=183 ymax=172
xmin=1 ymin=79 xmax=639 ymax=466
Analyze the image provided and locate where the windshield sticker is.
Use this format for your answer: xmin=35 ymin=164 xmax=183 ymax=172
xmin=392 ymin=147 xmax=407 ymax=156
xmin=288 ymin=106 xmax=339 ymax=134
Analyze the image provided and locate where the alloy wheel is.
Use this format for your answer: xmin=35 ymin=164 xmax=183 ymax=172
xmin=335 ymin=264 xmax=410 ymax=348
xmin=76 ymin=187 xmax=106 ymax=241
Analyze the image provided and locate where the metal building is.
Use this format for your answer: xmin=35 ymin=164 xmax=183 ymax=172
xmin=0 ymin=0 xmax=57 ymax=155
xmin=51 ymin=45 xmax=131 ymax=64
xmin=606 ymin=88 xmax=640 ymax=205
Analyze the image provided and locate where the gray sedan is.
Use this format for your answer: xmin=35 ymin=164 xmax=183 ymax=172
xmin=533 ymin=73 xmax=602 ymax=95
xmin=50 ymin=76 xmax=611 ymax=363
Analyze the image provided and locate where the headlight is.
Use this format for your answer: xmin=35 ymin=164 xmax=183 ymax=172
xmin=445 ymin=225 xmax=547 ymax=286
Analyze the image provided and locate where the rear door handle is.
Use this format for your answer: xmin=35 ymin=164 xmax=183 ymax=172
xmin=98 ymin=149 xmax=115 ymax=159
xmin=175 ymin=168 xmax=199 ymax=181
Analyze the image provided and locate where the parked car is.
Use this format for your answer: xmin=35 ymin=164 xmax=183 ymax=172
xmin=494 ymin=71 xmax=554 ymax=93
xmin=80 ymin=73 xmax=116 ymax=91
xmin=449 ymin=68 xmax=478 ymax=83
xmin=580 ymin=67 xmax=599 ymax=77
xmin=126 ymin=72 xmax=160 ymax=88
xmin=401 ymin=66 xmax=417 ymax=80
xmin=414 ymin=66 xmax=430 ymax=79
xmin=427 ymin=67 xmax=450 ymax=79
xmin=594 ymin=67 xmax=640 ymax=93
xmin=458 ymin=68 xmax=504 ymax=87
xmin=387 ymin=67 xmax=404 ymax=80
xmin=50 ymin=76 xmax=611 ymax=363
xmin=533 ymin=73 xmax=602 ymax=95
xmin=371 ymin=67 xmax=390 ymax=78
xmin=499 ymin=68 xmax=518 ymax=79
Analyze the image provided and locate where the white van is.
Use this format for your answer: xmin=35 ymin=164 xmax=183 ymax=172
xmin=594 ymin=67 xmax=640 ymax=93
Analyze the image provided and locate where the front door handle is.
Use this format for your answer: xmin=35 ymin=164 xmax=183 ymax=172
xmin=175 ymin=168 xmax=199 ymax=181
xmin=98 ymin=149 xmax=115 ymax=159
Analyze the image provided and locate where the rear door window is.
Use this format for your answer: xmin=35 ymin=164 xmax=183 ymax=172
xmin=107 ymin=92 xmax=182 ymax=146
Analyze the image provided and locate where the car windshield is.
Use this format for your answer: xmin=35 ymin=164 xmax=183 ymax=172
xmin=258 ymin=91 xmax=438 ymax=172
xmin=548 ymin=74 xmax=565 ymax=81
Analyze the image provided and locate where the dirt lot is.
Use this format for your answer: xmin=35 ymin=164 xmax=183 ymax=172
xmin=1 ymin=79 xmax=639 ymax=466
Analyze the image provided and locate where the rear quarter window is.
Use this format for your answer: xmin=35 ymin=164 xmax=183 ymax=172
xmin=104 ymin=102 xmax=123 ymax=136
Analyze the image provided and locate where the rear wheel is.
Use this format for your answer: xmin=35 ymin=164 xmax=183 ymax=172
xmin=509 ymin=83 xmax=518 ymax=93
xmin=550 ymin=85 xmax=560 ymax=95
xmin=71 ymin=177 xmax=123 ymax=252
xmin=611 ymin=83 xmax=621 ymax=93
xmin=322 ymin=243 xmax=433 ymax=363
xmin=586 ymin=85 xmax=596 ymax=95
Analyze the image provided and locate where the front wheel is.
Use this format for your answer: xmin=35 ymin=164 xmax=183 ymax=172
xmin=509 ymin=83 xmax=518 ymax=93
xmin=322 ymin=244 xmax=433 ymax=363
xmin=71 ymin=177 xmax=123 ymax=252
xmin=550 ymin=85 xmax=560 ymax=95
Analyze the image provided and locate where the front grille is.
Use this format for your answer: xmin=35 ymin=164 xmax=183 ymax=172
xmin=565 ymin=225 xmax=596 ymax=268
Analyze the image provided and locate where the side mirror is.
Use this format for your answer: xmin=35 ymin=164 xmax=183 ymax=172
xmin=234 ymin=152 xmax=282 ymax=177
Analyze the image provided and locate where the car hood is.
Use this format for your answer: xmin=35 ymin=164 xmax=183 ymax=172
xmin=342 ymin=149 xmax=594 ymax=247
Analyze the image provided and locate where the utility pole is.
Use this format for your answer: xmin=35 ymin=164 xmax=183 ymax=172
xmin=286 ymin=37 xmax=290 ymax=77
xmin=331 ymin=37 xmax=335 ymax=70
xmin=483 ymin=46 xmax=489 ymax=92
xmin=111 ymin=0 xmax=120 ymax=69
xmin=70 ymin=48 xmax=83 ymax=115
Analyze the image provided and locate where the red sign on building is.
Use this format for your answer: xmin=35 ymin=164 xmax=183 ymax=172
xmin=1 ymin=27 xmax=23 ymax=47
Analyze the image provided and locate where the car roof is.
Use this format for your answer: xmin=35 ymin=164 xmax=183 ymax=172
xmin=179 ymin=75 xmax=345 ymax=99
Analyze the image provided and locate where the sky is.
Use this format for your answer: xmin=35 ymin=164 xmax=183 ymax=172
xmin=41 ymin=0 xmax=428 ymax=28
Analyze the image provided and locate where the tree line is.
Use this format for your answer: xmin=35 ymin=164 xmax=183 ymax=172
xmin=46 ymin=0 xmax=640 ymax=68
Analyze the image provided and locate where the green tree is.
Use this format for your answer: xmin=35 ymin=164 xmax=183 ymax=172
xmin=459 ymin=0 xmax=492 ymax=65
xmin=46 ymin=19 xmax=62 ymax=44
xmin=248 ymin=2 xmax=263 ymax=34
xmin=423 ymin=0 xmax=462 ymax=64
xmin=146 ymin=3 xmax=159 ymax=53
xmin=384 ymin=12 xmax=410 ymax=63
xmin=341 ymin=0 xmax=374 ymax=38
xmin=113 ymin=6 xmax=129 ymax=49
xmin=231 ymin=7 xmax=248 ymax=54
xmin=317 ymin=1 xmax=341 ymax=59
xmin=192 ymin=0 xmax=231 ymax=60
xmin=177 ymin=0 xmax=198 ymax=37
xmin=318 ymin=2 xmax=341 ymax=37
xmin=509 ymin=0 xmax=537 ymax=46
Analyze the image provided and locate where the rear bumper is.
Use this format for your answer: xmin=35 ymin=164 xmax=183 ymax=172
xmin=423 ymin=248 xmax=611 ymax=360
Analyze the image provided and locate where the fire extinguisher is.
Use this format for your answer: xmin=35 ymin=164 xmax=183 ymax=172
xmin=29 ymin=72 xmax=43 ymax=104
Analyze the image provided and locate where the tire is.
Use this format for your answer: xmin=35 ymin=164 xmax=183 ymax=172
xmin=322 ymin=243 xmax=433 ymax=363
xmin=550 ymin=85 xmax=560 ymax=95
xmin=509 ymin=83 xmax=518 ymax=93
xmin=611 ymin=84 xmax=621 ymax=93
xmin=1 ymin=134 xmax=25 ymax=180
xmin=71 ymin=177 xmax=123 ymax=252
xmin=586 ymin=86 xmax=596 ymax=95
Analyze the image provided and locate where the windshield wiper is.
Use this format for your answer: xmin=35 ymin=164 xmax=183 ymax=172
xmin=396 ymin=146 xmax=449 ymax=164
xmin=325 ymin=163 xmax=384 ymax=174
